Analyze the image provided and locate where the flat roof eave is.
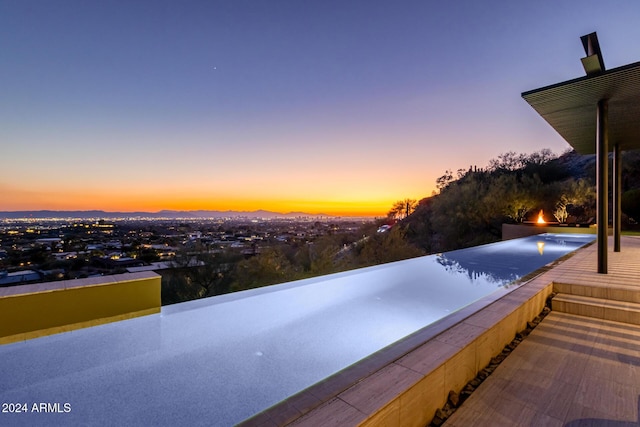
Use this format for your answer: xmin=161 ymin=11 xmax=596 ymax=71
xmin=522 ymin=60 xmax=640 ymax=154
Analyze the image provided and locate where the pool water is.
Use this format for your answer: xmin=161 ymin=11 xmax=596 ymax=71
xmin=0 ymin=233 xmax=594 ymax=426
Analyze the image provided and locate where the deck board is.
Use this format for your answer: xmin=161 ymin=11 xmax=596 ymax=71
xmin=445 ymin=236 xmax=640 ymax=426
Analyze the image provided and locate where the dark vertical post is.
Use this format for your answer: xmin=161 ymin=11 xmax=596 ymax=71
xmin=613 ymin=143 xmax=622 ymax=252
xmin=596 ymin=99 xmax=609 ymax=273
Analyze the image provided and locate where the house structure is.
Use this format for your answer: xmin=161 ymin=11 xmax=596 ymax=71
xmin=523 ymin=32 xmax=640 ymax=273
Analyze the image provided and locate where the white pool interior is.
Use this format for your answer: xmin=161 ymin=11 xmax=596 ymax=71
xmin=0 ymin=233 xmax=594 ymax=426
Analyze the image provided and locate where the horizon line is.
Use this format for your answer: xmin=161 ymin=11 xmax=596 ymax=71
xmin=0 ymin=208 xmax=382 ymax=218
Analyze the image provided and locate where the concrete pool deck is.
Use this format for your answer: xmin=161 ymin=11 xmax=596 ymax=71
xmin=246 ymin=236 xmax=640 ymax=426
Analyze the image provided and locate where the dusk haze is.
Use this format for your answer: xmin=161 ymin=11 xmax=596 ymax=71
xmin=2 ymin=1 xmax=639 ymax=216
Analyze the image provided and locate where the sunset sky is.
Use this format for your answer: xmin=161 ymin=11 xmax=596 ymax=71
xmin=2 ymin=1 xmax=640 ymax=216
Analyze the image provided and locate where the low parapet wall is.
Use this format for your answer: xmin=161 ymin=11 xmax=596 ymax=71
xmin=502 ymin=223 xmax=597 ymax=240
xmin=0 ymin=272 xmax=161 ymax=345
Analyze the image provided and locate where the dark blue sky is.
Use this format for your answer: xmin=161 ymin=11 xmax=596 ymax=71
xmin=2 ymin=1 xmax=639 ymax=215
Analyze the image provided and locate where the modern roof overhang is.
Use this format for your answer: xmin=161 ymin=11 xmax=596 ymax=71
xmin=522 ymin=60 xmax=640 ymax=154
xmin=521 ymin=32 xmax=640 ymax=274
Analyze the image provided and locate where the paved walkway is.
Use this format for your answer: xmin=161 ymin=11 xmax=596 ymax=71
xmin=445 ymin=236 xmax=640 ymax=426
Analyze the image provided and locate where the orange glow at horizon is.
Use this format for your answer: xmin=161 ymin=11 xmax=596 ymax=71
xmin=1 ymin=174 xmax=431 ymax=217
xmin=537 ymin=210 xmax=546 ymax=224
xmin=0 ymin=186 xmax=404 ymax=217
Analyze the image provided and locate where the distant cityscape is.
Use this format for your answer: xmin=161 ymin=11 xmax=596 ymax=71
xmin=0 ymin=209 xmax=375 ymax=220
xmin=0 ymin=213 xmax=375 ymax=294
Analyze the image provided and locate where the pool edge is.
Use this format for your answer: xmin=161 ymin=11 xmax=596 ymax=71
xmin=238 ymin=242 xmax=593 ymax=427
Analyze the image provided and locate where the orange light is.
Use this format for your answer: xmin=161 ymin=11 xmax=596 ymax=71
xmin=537 ymin=210 xmax=546 ymax=224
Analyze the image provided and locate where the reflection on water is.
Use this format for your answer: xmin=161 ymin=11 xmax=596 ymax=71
xmin=435 ymin=233 xmax=594 ymax=287
xmin=435 ymin=253 xmax=519 ymax=286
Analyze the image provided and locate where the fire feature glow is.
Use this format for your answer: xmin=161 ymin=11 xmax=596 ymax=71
xmin=537 ymin=210 xmax=546 ymax=224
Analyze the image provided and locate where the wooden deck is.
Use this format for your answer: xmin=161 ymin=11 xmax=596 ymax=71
xmin=445 ymin=236 xmax=640 ymax=426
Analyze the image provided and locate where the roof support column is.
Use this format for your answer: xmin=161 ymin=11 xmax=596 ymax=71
xmin=596 ymin=99 xmax=609 ymax=274
xmin=613 ymin=143 xmax=622 ymax=252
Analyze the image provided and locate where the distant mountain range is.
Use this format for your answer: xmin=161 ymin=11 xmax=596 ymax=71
xmin=0 ymin=210 xmax=336 ymax=219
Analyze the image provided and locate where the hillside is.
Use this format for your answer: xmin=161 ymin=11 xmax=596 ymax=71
xmin=400 ymin=149 xmax=640 ymax=254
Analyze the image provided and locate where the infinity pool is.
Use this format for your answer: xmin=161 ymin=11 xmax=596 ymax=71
xmin=0 ymin=233 xmax=594 ymax=426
